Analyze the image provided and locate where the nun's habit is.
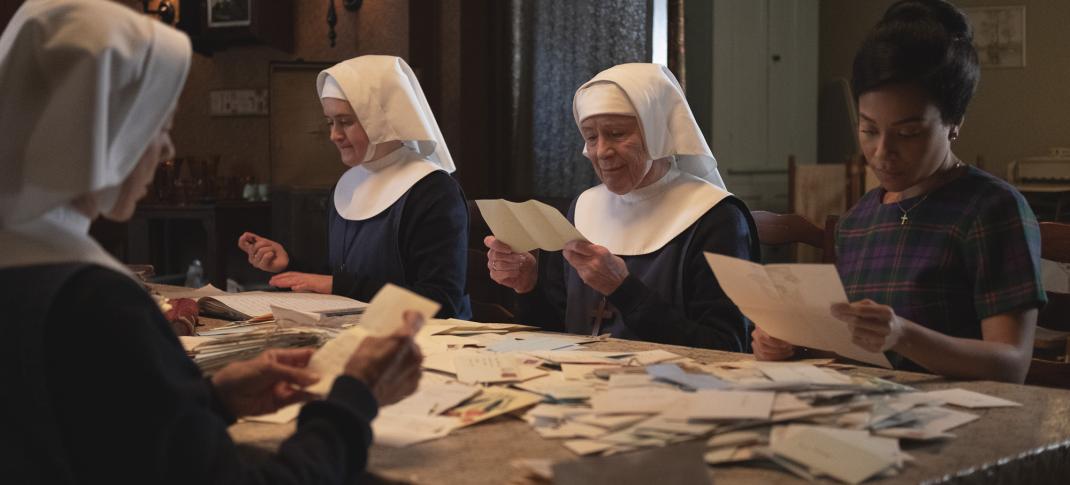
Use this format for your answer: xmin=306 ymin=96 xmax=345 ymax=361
xmin=306 ymin=56 xmax=471 ymax=319
xmin=0 ymin=2 xmax=378 ymax=482
xmin=519 ymin=64 xmax=759 ymax=351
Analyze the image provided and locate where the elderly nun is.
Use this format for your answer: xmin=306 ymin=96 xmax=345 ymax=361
xmin=485 ymin=64 xmax=758 ymax=351
xmin=238 ymin=55 xmax=471 ymax=318
xmin=0 ymin=2 xmax=422 ymax=482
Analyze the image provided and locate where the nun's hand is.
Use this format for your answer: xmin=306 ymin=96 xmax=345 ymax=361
xmin=484 ymin=236 xmax=538 ymax=294
xmin=562 ymin=240 xmax=628 ymax=296
xmin=831 ymin=299 xmax=904 ymax=353
xmin=752 ymin=326 xmax=794 ymax=361
xmin=269 ymin=272 xmax=332 ymax=294
xmin=238 ymin=232 xmax=289 ymax=273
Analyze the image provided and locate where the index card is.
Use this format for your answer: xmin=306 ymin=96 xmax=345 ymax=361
xmin=359 ymin=283 xmax=439 ymax=336
xmin=476 ymin=199 xmax=587 ymax=252
xmin=705 ymin=253 xmax=892 ymax=368
xmin=305 ymin=284 xmax=436 ymax=395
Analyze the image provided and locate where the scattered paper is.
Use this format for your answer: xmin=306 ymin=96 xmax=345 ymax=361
xmin=476 ymin=199 xmax=587 ymax=252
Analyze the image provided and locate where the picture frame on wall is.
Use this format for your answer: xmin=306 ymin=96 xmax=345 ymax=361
xmin=207 ymin=0 xmax=252 ymax=28
xmin=963 ymin=6 xmax=1026 ymax=68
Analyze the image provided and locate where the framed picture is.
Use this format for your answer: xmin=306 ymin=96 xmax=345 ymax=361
xmin=963 ymin=6 xmax=1026 ymax=68
xmin=207 ymin=0 xmax=251 ymax=28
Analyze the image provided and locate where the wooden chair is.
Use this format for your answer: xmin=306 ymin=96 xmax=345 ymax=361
xmin=1026 ymin=222 xmax=1070 ymax=388
xmin=751 ymin=210 xmax=839 ymax=264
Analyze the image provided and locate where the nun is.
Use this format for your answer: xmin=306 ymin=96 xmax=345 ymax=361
xmin=485 ymin=64 xmax=758 ymax=351
xmin=238 ymin=56 xmax=472 ymax=319
xmin=0 ymin=2 xmax=421 ymax=482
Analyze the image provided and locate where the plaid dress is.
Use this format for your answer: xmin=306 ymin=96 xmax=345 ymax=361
xmin=836 ymin=166 xmax=1046 ymax=370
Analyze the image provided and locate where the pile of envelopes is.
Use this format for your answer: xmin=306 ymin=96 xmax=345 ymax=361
xmin=198 ymin=284 xmax=1021 ymax=485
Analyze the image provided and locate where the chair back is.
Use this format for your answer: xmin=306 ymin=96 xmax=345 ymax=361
xmin=752 ymin=211 xmax=838 ymax=263
xmin=1026 ymin=221 xmax=1070 ymax=389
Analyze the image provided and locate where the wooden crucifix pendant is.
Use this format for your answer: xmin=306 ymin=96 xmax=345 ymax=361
xmin=589 ymin=297 xmax=614 ymax=337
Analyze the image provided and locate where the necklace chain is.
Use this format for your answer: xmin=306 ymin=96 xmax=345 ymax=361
xmin=896 ymin=193 xmax=930 ymax=225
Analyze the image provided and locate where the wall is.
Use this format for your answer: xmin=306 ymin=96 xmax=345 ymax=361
xmin=820 ymin=0 xmax=1070 ymax=178
xmin=143 ymin=0 xmax=410 ymax=185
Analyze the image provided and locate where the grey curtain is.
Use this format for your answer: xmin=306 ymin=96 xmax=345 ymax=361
xmin=509 ymin=0 xmax=652 ymax=199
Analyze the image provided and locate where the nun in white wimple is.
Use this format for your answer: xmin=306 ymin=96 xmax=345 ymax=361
xmin=0 ymin=2 xmax=423 ymax=482
xmin=486 ymin=63 xmax=758 ymax=351
xmin=238 ymin=55 xmax=471 ymax=318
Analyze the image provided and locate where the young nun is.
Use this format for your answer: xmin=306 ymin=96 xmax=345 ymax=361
xmin=0 ymin=2 xmax=422 ymax=482
xmin=486 ymin=64 xmax=759 ymax=351
xmin=239 ymin=56 xmax=471 ymax=318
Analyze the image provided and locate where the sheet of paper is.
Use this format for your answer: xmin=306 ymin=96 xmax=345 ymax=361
xmin=755 ymin=363 xmax=851 ymax=385
xmin=771 ymin=425 xmax=899 ymax=485
xmin=680 ymin=390 xmax=775 ymax=421
xmin=359 ymin=283 xmax=440 ymax=336
xmin=515 ymin=372 xmax=600 ymax=400
xmin=305 ymin=328 xmax=367 ymax=396
xmin=646 ymin=364 xmax=729 ymax=390
xmin=922 ymin=388 xmax=1021 ymax=408
xmin=452 ymin=353 xmax=546 ymax=384
xmin=590 ymin=387 xmax=686 ymax=414
xmin=203 ymin=292 xmax=366 ymax=319
xmin=372 ymin=414 xmax=459 ymax=447
xmin=705 ymin=253 xmax=892 ymax=368
xmin=487 ymin=333 xmax=587 ymax=352
xmin=304 ymin=284 xmax=438 ymax=395
xmin=561 ymin=364 xmax=619 ymax=380
xmin=476 ymin=199 xmax=587 ymax=252
xmin=525 ymin=350 xmax=629 ymax=365
xmin=629 ymin=349 xmax=685 ymax=365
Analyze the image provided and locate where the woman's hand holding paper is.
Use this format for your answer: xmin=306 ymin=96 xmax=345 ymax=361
xmin=831 ymin=299 xmax=905 ymax=353
xmin=751 ymin=326 xmax=795 ymax=361
xmin=485 ymin=235 xmax=539 ymax=294
xmin=211 ymin=348 xmax=321 ymax=418
xmin=345 ymin=311 xmax=425 ymax=405
xmin=562 ymin=240 xmax=629 ymax=296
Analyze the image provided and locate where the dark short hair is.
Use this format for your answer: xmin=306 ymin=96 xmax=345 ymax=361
xmin=851 ymin=0 xmax=980 ymax=124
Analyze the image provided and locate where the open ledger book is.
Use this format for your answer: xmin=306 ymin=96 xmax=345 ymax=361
xmin=704 ymin=253 xmax=892 ymax=368
xmin=197 ymin=292 xmax=367 ymax=321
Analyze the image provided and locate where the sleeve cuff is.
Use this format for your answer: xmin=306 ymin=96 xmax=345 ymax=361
xmin=607 ymin=274 xmax=649 ymax=315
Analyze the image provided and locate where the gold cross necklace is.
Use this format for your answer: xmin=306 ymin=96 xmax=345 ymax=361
xmin=896 ymin=192 xmax=930 ymax=225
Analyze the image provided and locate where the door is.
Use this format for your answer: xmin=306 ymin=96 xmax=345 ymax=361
xmin=712 ymin=0 xmax=817 ymax=212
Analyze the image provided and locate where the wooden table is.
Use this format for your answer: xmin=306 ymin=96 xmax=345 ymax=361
xmin=225 ymin=337 xmax=1070 ymax=484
